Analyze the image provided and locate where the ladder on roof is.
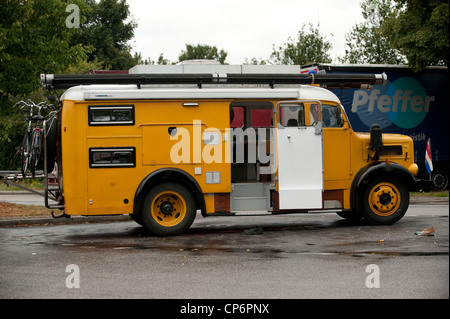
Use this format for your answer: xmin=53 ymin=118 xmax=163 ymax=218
xmin=41 ymin=72 xmax=387 ymax=90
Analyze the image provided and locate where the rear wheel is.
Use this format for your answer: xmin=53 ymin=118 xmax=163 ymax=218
xmin=360 ymin=178 xmax=409 ymax=225
xmin=140 ymin=183 xmax=196 ymax=236
xmin=21 ymin=134 xmax=31 ymax=178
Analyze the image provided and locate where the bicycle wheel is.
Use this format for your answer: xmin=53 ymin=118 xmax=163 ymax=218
xmin=30 ymin=146 xmax=38 ymax=178
xmin=21 ymin=133 xmax=31 ymax=178
xmin=30 ymin=129 xmax=42 ymax=178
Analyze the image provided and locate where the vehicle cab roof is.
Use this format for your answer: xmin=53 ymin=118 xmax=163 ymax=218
xmin=61 ymin=84 xmax=342 ymax=104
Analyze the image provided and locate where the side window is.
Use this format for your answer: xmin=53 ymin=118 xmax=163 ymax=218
xmin=309 ymin=103 xmax=321 ymax=126
xmin=279 ymin=104 xmax=305 ymax=127
xmin=88 ymin=105 xmax=135 ymax=126
xmin=230 ymin=102 xmax=274 ymax=128
xmin=230 ymin=106 xmax=244 ymax=128
xmin=250 ymin=108 xmax=273 ymax=128
xmin=89 ymin=147 xmax=136 ymax=168
xmin=322 ymin=104 xmax=344 ymax=128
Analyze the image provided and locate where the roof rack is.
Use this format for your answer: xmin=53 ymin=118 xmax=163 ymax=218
xmin=41 ymin=72 xmax=387 ymax=90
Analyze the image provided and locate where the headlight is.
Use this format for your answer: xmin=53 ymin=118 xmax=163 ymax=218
xmin=408 ymin=163 xmax=419 ymax=177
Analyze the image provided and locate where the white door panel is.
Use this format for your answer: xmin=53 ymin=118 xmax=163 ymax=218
xmin=277 ymin=102 xmax=323 ymax=210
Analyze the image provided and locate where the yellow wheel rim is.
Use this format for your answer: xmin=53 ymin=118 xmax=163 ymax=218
xmin=368 ymin=182 xmax=401 ymax=216
xmin=151 ymin=190 xmax=187 ymax=227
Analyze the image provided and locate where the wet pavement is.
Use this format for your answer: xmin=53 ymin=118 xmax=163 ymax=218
xmin=0 ymin=203 xmax=448 ymax=299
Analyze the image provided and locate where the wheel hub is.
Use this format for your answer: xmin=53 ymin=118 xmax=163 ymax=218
xmin=151 ymin=190 xmax=187 ymax=227
xmin=369 ymin=183 xmax=400 ymax=216
xmin=160 ymin=201 xmax=174 ymax=215
xmin=379 ymin=192 xmax=392 ymax=206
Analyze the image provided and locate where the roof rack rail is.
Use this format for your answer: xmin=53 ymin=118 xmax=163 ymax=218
xmin=40 ymin=72 xmax=387 ymax=90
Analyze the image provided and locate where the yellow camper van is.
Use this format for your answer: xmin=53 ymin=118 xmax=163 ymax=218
xmin=41 ymin=64 xmax=420 ymax=235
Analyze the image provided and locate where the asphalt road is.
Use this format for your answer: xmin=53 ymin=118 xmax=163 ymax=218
xmin=0 ymin=201 xmax=448 ymax=302
xmin=0 ymin=190 xmax=58 ymax=206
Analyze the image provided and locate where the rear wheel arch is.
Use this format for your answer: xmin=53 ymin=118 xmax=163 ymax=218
xmin=133 ymin=168 xmax=205 ymax=218
xmin=140 ymin=182 xmax=197 ymax=236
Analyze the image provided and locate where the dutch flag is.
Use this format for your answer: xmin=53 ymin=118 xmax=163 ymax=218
xmin=425 ymin=138 xmax=433 ymax=174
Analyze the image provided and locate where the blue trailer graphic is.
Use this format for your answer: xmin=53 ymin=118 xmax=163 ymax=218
xmin=305 ymin=64 xmax=449 ymax=190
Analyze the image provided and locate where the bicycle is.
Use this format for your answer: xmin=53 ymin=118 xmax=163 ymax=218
xmin=14 ymin=100 xmax=54 ymax=178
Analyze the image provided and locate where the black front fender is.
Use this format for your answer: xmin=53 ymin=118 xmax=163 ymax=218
xmin=351 ymin=162 xmax=417 ymax=210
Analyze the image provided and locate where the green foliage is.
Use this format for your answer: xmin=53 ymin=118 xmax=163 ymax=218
xmin=134 ymin=52 xmax=174 ymax=65
xmin=270 ymin=23 xmax=332 ymax=65
xmin=340 ymin=0 xmax=406 ymax=64
xmin=0 ymin=0 xmax=92 ymax=169
xmin=73 ymin=0 xmax=138 ymax=70
xmin=382 ymin=0 xmax=449 ymax=71
xmin=0 ymin=0 xmax=91 ymax=97
xmin=243 ymin=58 xmax=267 ymax=65
xmin=178 ymin=44 xmax=228 ymax=64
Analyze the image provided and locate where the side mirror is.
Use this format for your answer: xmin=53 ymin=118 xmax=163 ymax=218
xmin=369 ymin=124 xmax=384 ymax=151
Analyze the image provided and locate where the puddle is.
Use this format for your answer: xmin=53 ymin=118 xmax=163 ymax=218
xmin=326 ymin=250 xmax=449 ymax=258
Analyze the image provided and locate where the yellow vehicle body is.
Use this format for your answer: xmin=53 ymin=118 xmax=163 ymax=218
xmin=59 ymin=95 xmax=416 ymax=215
xmin=41 ymin=70 xmax=419 ymax=236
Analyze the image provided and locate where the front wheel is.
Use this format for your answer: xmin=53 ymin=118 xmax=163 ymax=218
xmin=360 ymin=178 xmax=409 ymax=225
xmin=140 ymin=183 xmax=197 ymax=236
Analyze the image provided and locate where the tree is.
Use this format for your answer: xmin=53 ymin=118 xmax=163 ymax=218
xmin=0 ymin=0 xmax=90 ymax=97
xmin=243 ymin=58 xmax=267 ymax=65
xmin=270 ymin=23 xmax=332 ymax=65
xmin=0 ymin=0 xmax=92 ymax=169
xmin=382 ymin=0 xmax=449 ymax=71
xmin=178 ymin=44 xmax=228 ymax=64
xmin=74 ymin=0 xmax=138 ymax=70
xmin=340 ymin=0 xmax=406 ymax=64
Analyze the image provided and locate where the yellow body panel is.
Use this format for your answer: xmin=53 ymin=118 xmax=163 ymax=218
xmin=62 ymin=99 xmax=232 ymax=215
xmin=61 ymin=97 xmax=415 ymax=215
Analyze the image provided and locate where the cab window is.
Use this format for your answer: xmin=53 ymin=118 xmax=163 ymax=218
xmin=322 ymin=104 xmax=344 ymax=128
xmin=279 ymin=104 xmax=305 ymax=127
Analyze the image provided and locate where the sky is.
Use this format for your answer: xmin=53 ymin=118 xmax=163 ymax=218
xmin=127 ymin=0 xmax=365 ymax=65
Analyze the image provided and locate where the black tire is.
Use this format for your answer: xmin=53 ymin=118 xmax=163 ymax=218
xmin=30 ymin=146 xmax=37 ymax=178
xmin=359 ymin=178 xmax=409 ymax=225
xmin=30 ymin=130 xmax=41 ymax=178
xmin=21 ymin=133 xmax=31 ymax=178
xmin=129 ymin=212 xmax=144 ymax=227
xmin=432 ymin=171 xmax=448 ymax=191
xmin=140 ymin=182 xmax=196 ymax=236
xmin=336 ymin=210 xmax=363 ymax=222
xmin=45 ymin=115 xmax=58 ymax=173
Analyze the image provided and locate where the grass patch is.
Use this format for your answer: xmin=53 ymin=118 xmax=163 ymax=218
xmin=0 ymin=178 xmax=44 ymax=191
xmin=411 ymin=190 xmax=449 ymax=198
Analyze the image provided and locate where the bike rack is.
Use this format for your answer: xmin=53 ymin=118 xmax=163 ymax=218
xmin=0 ymin=171 xmax=45 ymax=196
xmin=43 ymin=119 xmax=65 ymax=210
xmin=0 ymin=120 xmax=65 ymax=212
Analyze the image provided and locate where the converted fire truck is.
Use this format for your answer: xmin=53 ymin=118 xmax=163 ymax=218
xmin=38 ymin=63 xmax=423 ymax=236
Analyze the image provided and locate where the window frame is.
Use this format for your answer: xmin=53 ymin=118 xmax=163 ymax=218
xmin=89 ymin=147 xmax=136 ymax=168
xmin=88 ymin=105 xmax=135 ymax=126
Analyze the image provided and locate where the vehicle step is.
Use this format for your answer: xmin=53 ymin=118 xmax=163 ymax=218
xmin=231 ymin=196 xmax=269 ymax=211
xmin=232 ymin=211 xmax=272 ymax=216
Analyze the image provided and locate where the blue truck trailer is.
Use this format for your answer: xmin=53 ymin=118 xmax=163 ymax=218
xmin=303 ymin=63 xmax=449 ymax=190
